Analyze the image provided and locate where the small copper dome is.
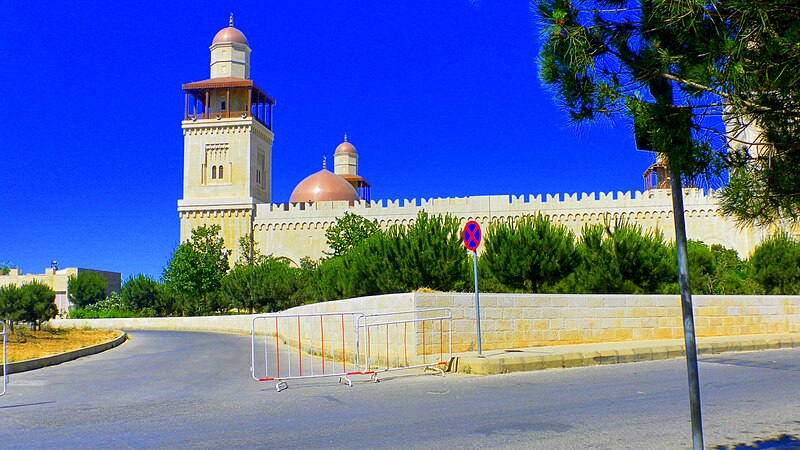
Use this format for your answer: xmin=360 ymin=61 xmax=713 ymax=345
xmin=335 ymin=134 xmax=357 ymax=155
xmin=212 ymin=26 xmax=249 ymax=46
xmin=289 ymin=169 xmax=359 ymax=203
xmin=335 ymin=141 xmax=356 ymax=155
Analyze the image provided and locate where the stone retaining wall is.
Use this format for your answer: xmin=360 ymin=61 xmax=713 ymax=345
xmin=54 ymin=293 xmax=800 ymax=354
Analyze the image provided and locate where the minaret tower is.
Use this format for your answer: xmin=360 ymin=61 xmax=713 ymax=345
xmin=177 ymin=16 xmax=275 ymax=255
xmin=333 ymin=134 xmax=371 ymax=201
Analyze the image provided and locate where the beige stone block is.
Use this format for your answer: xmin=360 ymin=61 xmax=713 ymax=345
xmin=653 ymin=327 xmax=676 ymax=339
xmin=641 ymin=317 xmax=657 ymax=328
xmin=614 ymin=328 xmax=634 ymax=341
xmin=533 ymin=320 xmax=548 ymax=331
xmin=599 ymin=318 xmax=616 ymax=329
xmin=497 ymin=320 xmax=514 ymax=332
xmin=541 ymin=307 xmax=558 ymax=319
xmin=558 ymin=329 xmax=579 ymax=342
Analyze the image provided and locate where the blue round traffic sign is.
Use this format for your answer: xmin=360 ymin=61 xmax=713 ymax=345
xmin=462 ymin=220 xmax=482 ymax=251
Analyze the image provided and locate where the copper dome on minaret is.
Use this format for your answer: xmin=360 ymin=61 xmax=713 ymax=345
xmin=335 ymin=133 xmax=357 ymax=155
xmin=289 ymin=160 xmax=359 ymax=203
xmin=212 ymin=14 xmax=249 ymax=45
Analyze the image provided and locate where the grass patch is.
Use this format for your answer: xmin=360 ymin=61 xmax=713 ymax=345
xmin=3 ymin=327 xmax=120 ymax=363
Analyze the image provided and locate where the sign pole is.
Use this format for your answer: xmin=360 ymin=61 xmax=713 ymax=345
xmin=472 ymin=249 xmax=482 ymax=356
xmin=462 ymin=220 xmax=483 ymax=357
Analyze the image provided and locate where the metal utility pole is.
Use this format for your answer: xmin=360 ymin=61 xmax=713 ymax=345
xmin=650 ymin=77 xmax=704 ymax=449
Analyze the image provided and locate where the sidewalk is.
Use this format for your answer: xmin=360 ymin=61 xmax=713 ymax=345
xmin=450 ymin=334 xmax=800 ymax=375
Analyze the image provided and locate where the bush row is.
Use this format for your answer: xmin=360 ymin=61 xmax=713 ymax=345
xmin=57 ymin=213 xmax=800 ymax=318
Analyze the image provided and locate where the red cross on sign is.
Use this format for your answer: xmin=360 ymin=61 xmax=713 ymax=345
xmin=462 ymin=221 xmax=482 ymax=251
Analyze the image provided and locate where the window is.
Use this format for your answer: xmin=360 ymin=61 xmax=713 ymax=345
xmin=211 ymin=166 xmax=217 ymax=179
xmin=221 ymin=101 xmax=226 ymax=111
xmin=218 ymin=165 xmax=224 ymax=179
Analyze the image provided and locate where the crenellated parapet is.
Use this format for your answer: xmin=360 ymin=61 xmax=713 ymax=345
xmin=251 ymin=188 xmax=774 ymax=265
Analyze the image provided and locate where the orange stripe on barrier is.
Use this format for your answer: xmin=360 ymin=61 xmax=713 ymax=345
xmin=258 ymin=377 xmax=275 ymax=381
xmin=346 ymin=371 xmax=376 ymax=376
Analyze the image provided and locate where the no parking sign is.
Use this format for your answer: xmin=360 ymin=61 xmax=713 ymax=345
xmin=462 ymin=221 xmax=481 ymax=251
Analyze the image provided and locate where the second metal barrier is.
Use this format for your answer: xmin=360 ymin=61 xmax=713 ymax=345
xmin=357 ymin=309 xmax=452 ymax=382
xmin=251 ymin=312 xmax=374 ymax=391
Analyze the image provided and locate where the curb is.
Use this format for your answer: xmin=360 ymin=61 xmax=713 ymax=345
xmin=451 ymin=335 xmax=800 ymax=375
xmin=2 ymin=331 xmax=128 ymax=376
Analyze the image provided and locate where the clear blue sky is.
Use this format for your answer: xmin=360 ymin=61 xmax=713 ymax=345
xmin=1 ymin=1 xmax=655 ymax=280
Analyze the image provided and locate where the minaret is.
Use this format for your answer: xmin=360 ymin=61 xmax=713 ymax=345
xmin=334 ymin=133 xmax=358 ymax=177
xmin=333 ymin=134 xmax=371 ymax=201
xmin=177 ymin=17 xmax=276 ymax=257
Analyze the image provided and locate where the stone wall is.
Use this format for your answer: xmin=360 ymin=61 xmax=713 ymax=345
xmin=413 ymin=293 xmax=800 ymax=352
xmin=251 ymin=188 xmax=783 ymax=266
xmin=56 ymin=293 xmax=800 ymax=356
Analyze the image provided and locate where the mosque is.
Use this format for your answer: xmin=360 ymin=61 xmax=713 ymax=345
xmin=178 ymin=19 xmax=776 ymax=266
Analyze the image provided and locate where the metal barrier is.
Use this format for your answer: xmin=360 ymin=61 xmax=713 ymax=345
xmin=1 ymin=321 xmax=7 ymax=396
xmin=251 ymin=312 xmax=374 ymax=391
xmin=357 ymin=309 xmax=452 ymax=382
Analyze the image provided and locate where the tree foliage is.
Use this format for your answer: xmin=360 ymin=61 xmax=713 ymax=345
xmin=535 ymin=0 xmax=800 ymax=225
xmin=747 ymin=233 xmax=800 ymax=294
xmin=482 ymin=214 xmax=577 ymax=292
xmin=333 ymin=212 xmax=469 ymax=297
xmin=236 ymin=232 xmax=267 ymax=267
xmin=17 ymin=282 xmax=58 ymax=330
xmin=68 ymin=271 xmax=108 ymax=308
xmin=324 ymin=212 xmax=380 ymax=257
xmin=0 ymin=284 xmax=22 ymax=331
xmin=162 ymin=224 xmax=230 ymax=315
xmin=568 ymin=221 xmax=673 ymax=294
xmin=121 ymin=274 xmax=160 ymax=311
xmin=221 ymin=258 xmax=301 ymax=313
xmin=0 ymin=261 xmax=13 ymax=275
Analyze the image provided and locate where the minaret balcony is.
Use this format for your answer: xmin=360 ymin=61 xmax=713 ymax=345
xmin=182 ymin=78 xmax=275 ymax=131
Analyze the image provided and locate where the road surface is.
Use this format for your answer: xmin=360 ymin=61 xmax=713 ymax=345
xmin=1 ymin=331 xmax=798 ymax=448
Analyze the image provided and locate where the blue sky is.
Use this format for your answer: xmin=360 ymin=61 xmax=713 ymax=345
xmin=1 ymin=1 xmax=655 ymax=280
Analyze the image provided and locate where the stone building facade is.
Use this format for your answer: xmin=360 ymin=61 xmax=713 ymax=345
xmin=0 ymin=267 xmax=121 ymax=314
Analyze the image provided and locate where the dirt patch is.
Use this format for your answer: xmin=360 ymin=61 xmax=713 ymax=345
xmin=3 ymin=328 xmax=121 ymax=363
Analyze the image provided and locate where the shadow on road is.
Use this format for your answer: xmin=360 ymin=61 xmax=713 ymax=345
xmin=716 ymin=434 xmax=800 ymax=449
xmin=0 ymin=401 xmax=56 ymax=409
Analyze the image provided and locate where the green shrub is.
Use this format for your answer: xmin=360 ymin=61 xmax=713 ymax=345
xmin=481 ymin=214 xmax=577 ymax=292
xmin=571 ymin=220 xmax=673 ymax=294
xmin=747 ymin=233 xmax=800 ymax=294
xmin=68 ymin=271 xmax=108 ymax=308
xmin=69 ymin=292 xmax=138 ymax=319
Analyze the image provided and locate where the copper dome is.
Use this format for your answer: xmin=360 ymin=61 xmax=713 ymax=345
xmin=289 ymin=169 xmax=359 ymax=203
xmin=335 ymin=133 xmax=357 ymax=155
xmin=212 ymin=26 xmax=249 ymax=46
xmin=335 ymin=141 xmax=357 ymax=155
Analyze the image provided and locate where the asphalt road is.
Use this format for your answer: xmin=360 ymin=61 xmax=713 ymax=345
xmin=1 ymin=330 xmax=799 ymax=449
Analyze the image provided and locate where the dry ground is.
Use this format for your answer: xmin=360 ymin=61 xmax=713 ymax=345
xmin=2 ymin=328 xmax=120 ymax=362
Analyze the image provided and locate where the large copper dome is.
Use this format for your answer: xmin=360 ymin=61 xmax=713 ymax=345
xmin=289 ymin=169 xmax=359 ymax=203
